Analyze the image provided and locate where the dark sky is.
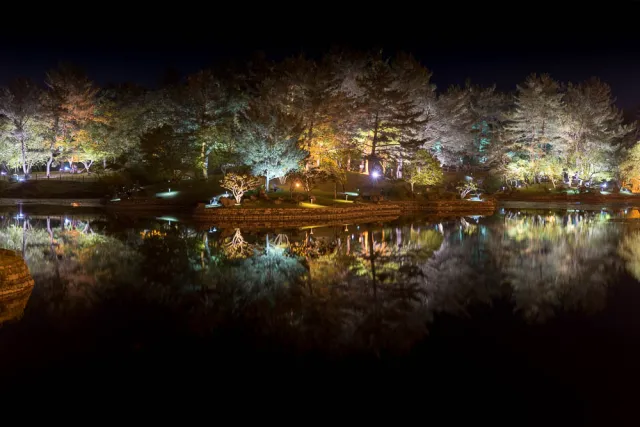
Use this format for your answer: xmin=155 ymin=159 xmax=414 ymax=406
xmin=1 ymin=4 xmax=638 ymax=113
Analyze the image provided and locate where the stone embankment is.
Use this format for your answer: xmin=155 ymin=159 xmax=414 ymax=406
xmin=0 ymin=249 xmax=34 ymax=324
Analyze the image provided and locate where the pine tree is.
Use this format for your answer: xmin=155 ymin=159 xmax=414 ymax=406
xmin=562 ymin=78 xmax=632 ymax=181
xmin=354 ymin=55 xmax=426 ymax=175
xmin=504 ymin=74 xmax=564 ymax=181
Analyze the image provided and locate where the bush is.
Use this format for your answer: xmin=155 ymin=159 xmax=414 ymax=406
xmin=219 ymin=197 xmax=235 ymax=207
xmin=482 ymin=174 xmax=503 ymax=194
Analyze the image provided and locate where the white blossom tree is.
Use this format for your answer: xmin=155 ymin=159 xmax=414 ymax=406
xmin=220 ymin=173 xmax=262 ymax=204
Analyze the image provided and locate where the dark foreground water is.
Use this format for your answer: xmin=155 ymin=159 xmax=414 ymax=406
xmin=2 ymin=207 xmax=640 ymax=421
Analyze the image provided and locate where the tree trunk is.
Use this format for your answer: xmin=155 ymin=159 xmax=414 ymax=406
xmin=410 ymin=181 xmax=414 ymax=193
xmin=103 ymin=158 xmax=106 ymax=168
xmin=371 ymin=113 xmax=379 ymax=157
xmin=201 ymin=142 xmax=208 ymax=179
xmin=364 ymin=159 xmax=369 ymax=175
xmin=397 ymin=158 xmax=403 ymax=179
xmin=265 ymin=175 xmax=270 ymax=193
xmin=46 ymin=153 xmax=54 ymax=178
xmin=21 ymin=137 xmax=28 ymax=175
xmin=334 ymin=182 xmax=337 ymax=199
xmin=82 ymin=160 xmax=93 ymax=174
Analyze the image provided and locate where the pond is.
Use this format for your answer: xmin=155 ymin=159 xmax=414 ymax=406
xmin=1 ymin=207 xmax=639 ymax=419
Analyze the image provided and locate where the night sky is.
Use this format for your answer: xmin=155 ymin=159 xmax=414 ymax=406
xmin=1 ymin=4 xmax=638 ymax=114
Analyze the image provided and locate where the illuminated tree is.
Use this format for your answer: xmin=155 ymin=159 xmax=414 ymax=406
xmin=539 ymin=156 xmax=564 ymax=188
xmin=286 ymin=168 xmax=329 ymax=196
xmin=504 ymin=74 xmax=565 ymax=182
xmin=42 ymin=64 xmax=98 ymax=177
xmin=173 ymin=69 xmax=247 ymax=178
xmin=428 ymin=83 xmax=508 ymax=168
xmin=456 ymin=179 xmax=480 ymax=199
xmin=278 ymin=56 xmax=343 ymax=168
xmin=0 ymin=79 xmax=48 ymax=174
xmin=403 ymin=149 xmax=443 ymax=193
xmin=561 ymin=78 xmax=632 ymax=182
xmin=353 ymin=54 xmax=426 ymax=174
xmin=620 ymin=142 xmax=640 ymax=182
xmin=220 ymin=172 xmax=261 ymax=204
xmin=238 ymin=99 xmax=306 ymax=190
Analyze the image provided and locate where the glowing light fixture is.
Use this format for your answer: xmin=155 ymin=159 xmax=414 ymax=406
xmin=371 ymin=171 xmax=380 ymax=178
xmin=156 ymin=191 xmax=180 ymax=198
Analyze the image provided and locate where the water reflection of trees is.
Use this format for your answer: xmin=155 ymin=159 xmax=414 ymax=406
xmin=492 ymin=211 xmax=621 ymax=321
xmin=0 ymin=210 xmax=630 ymax=354
xmin=200 ymin=224 xmax=446 ymax=353
xmin=0 ymin=215 xmax=141 ymax=311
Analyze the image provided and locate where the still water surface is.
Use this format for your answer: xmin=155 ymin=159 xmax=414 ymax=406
xmin=1 ymin=207 xmax=640 ymax=416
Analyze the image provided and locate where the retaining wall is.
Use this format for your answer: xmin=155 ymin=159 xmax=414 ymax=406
xmin=391 ymin=199 xmax=497 ymax=213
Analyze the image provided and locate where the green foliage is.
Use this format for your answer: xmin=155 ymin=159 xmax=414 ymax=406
xmin=286 ymin=168 xmax=329 ymax=194
xmin=403 ymin=149 xmax=443 ymax=192
xmin=481 ymin=174 xmax=503 ymax=193
xmin=456 ymin=179 xmax=480 ymax=198
xmin=237 ymin=98 xmax=307 ymax=189
xmin=0 ymin=53 xmax=635 ymax=188
xmin=620 ymin=142 xmax=640 ymax=181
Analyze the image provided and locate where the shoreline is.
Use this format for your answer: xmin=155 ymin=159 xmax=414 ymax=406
xmin=0 ymin=198 xmax=104 ymax=207
xmin=12 ymin=193 xmax=640 ymax=222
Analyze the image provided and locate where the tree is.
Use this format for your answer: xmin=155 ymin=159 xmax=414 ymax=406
xmin=561 ymin=78 xmax=633 ymax=182
xmin=42 ymin=64 xmax=98 ymax=177
xmin=620 ymin=142 xmax=640 ymax=182
xmin=403 ymin=149 xmax=443 ymax=193
xmin=139 ymin=125 xmax=195 ymax=179
xmin=0 ymin=79 xmax=47 ymax=174
xmin=278 ymin=55 xmax=342 ymax=169
xmin=353 ymin=55 xmax=426 ymax=174
xmin=504 ymin=74 xmax=564 ymax=182
xmin=173 ymin=69 xmax=247 ymax=179
xmin=456 ymin=180 xmax=480 ymax=199
xmin=539 ymin=156 xmax=564 ymax=188
xmin=287 ymin=168 xmax=329 ymax=196
xmin=220 ymin=172 xmax=261 ymax=204
xmin=238 ymin=99 xmax=307 ymax=190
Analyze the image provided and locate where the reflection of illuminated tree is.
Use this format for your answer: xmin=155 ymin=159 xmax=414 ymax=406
xmin=223 ymin=229 xmax=253 ymax=259
xmin=618 ymin=231 xmax=640 ymax=281
xmin=0 ymin=216 xmax=141 ymax=311
xmin=494 ymin=211 xmax=619 ymax=321
xmin=209 ymin=236 xmax=307 ymax=298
